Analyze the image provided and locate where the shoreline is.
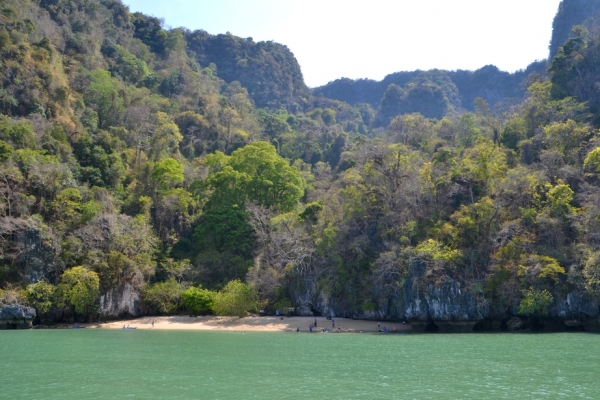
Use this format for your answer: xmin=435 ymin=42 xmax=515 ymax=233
xmin=80 ymin=316 xmax=413 ymax=333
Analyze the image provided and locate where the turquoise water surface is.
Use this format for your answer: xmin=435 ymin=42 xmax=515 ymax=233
xmin=0 ymin=330 xmax=599 ymax=399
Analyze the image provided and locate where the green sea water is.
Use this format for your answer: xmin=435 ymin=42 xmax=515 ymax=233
xmin=0 ymin=330 xmax=599 ymax=399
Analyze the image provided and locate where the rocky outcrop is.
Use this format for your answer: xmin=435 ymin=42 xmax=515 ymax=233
xmin=554 ymin=291 xmax=600 ymax=319
xmin=0 ymin=304 xmax=36 ymax=329
xmin=99 ymin=283 xmax=142 ymax=319
xmin=506 ymin=317 xmax=523 ymax=331
xmin=290 ymin=272 xmax=600 ymax=332
xmin=402 ymin=281 xmax=488 ymax=322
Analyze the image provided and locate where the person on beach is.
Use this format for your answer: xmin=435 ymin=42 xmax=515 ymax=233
xmin=296 ymin=327 xmax=300 ymax=332
xmin=151 ymin=319 xmax=154 ymax=328
xmin=314 ymin=318 xmax=317 ymax=327
xmin=377 ymin=322 xmax=380 ymax=330
xmin=332 ymin=319 xmax=335 ymax=328
xmin=309 ymin=324 xmax=313 ymax=332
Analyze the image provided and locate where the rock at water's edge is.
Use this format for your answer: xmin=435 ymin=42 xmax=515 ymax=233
xmin=0 ymin=304 xmax=36 ymax=329
xmin=506 ymin=317 xmax=523 ymax=331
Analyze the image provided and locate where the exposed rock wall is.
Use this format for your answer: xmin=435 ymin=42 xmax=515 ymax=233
xmin=290 ymin=262 xmax=600 ymax=332
xmin=99 ymin=283 xmax=143 ymax=320
xmin=0 ymin=304 xmax=36 ymax=329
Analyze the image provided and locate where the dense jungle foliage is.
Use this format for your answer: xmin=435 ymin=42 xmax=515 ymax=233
xmin=1 ymin=0 xmax=600 ymax=320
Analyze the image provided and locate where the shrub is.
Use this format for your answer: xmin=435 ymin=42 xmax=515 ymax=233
xmin=181 ymin=286 xmax=215 ymax=315
xmin=518 ymin=287 xmax=553 ymax=317
xmin=212 ymin=279 xmax=256 ymax=317
xmin=55 ymin=267 xmax=100 ymax=316
xmin=26 ymin=281 xmax=55 ymax=314
xmin=144 ymin=279 xmax=183 ymax=314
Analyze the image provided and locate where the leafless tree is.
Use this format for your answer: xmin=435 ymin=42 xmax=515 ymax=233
xmin=245 ymin=202 xmax=316 ymax=299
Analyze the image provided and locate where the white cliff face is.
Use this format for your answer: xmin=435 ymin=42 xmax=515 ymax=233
xmin=99 ymin=283 xmax=142 ymax=319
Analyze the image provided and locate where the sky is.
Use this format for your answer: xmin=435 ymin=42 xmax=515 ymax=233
xmin=123 ymin=0 xmax=563 ymax=88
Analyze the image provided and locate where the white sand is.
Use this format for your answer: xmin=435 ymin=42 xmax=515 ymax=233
xmin=87 ymin=316 xmax=412 ymax=333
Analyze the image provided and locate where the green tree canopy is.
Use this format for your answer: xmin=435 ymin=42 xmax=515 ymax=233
xmin=518 ymin=287 xmax=553 ymax=317
xmin=181 ymin=286 xmax=215 ymax=315
xmin=55 ymin=267 xmax=100 ymax=316
xmin=144 ymin=279 xmax=183 ymax=314
xmin=204 ymin=141 xmax=306 ymax=211
xmin=212 ymin=279 xmax=256 ymax=317
xmin=26 ymin=280 xmax=55 ymax=314
xmin=152 ymin=158 xmax=185 ymax=191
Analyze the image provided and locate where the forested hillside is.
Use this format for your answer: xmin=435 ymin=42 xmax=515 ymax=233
xmin=1 ymin=0 xmax=599 ymax=328
xmin=314 ymin=62 xmax=548 ymax=121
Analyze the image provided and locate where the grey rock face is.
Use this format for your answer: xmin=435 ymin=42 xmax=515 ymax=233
xmin=506 ymin=317 xmax=523 ymax=331
xmin=99 ymin=283 xmax=142 ymax=319
xmin=402 ymin=280 xmax=488 ymax=321
xmin=554 ymin=291 xmax=600 ymax=319
xmin=0 ymin=304 xmax=36 ymax=329
xmin=288 ymin=257 xmax=600 ymax=331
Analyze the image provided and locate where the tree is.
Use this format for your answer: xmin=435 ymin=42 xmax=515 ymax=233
xmin=475 ymin=97 xmax=501 ymax=144
xmin=518 ymin=287 xmax=553 ymax=317
xmin=143 ymin=279 xmax=183 ymax=314
xmin=547 ymin=182 xmax=575 ymax=217
xmin=152 ymin=158 xmax=184 ymax=191
xmin=212 ymin=279 xmax=256 ymax=317
xmin=149 ymin=112 xmax=183 ymax=161
xmin=583 ymin=251 xmax=600 ymax=295
xmin=456 ymin=113 xmax=482 ymax=148
xmin=194 ymin=205 xmax=254 ymax=257
xmin=26 ymin=280 xmax=55 ymax=315
xmin=181 ymin=286 xmax=215 ymax=315
xmin=204 ymin=141 xmax=306 ymax=211
xmin=84 ymin=70 xmax=124 ymax=129
xmin=55 ymin=267 xmax=100 ymax=316
xmin=583 ymin=147 xmax=600 ymax=176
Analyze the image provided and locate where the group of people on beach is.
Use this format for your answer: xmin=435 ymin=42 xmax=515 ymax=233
xmin=301 ymin=318 xmax=342 ymax=333
xmin=294 ymin=317 xmax=409 ymax=333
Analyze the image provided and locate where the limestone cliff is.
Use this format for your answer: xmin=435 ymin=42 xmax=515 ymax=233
xmin=290 ymin=258 xmax=600 ymax=332
xmin=0 ymin=304 xmax=36 ymax=329
xmin=99 ymin=283 xmax=143 ymax=320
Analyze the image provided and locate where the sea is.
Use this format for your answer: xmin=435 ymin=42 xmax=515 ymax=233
xmin=0 ymin=330 xmax=598 ymax=399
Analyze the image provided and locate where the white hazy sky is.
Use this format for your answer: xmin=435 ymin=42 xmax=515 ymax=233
xmin=123 ymin=0 xmax=562 ymax=88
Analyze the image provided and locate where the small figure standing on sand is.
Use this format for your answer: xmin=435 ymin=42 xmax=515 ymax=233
xmin=332 ymin=319 xmax=335 ymax=328
xmin=377 ymin=322 xmax=380 ymax=329
xmin=314 ymin=318 xmax=317 ymax=327
xmin=296 ymin=327 xmax=300 ymax=332
xmin=309 ymin=324 xmax=313 ymax=332
xmin=151 ymin=319 xmax=155 ymax=328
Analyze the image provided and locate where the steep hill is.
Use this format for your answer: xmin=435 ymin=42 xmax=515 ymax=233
xmin=1 ymin=0 xmax=600 ymax=332
xmin=184 ymin=30 xmax=309 ymax=111
xmin=314 ymin=62 xmax=548 ymax=118
xmin=549 ymin=0 xmax=600 ymax=59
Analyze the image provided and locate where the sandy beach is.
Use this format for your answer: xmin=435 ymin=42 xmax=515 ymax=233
xmin=86 ymin=316 xmax=413 ymax=333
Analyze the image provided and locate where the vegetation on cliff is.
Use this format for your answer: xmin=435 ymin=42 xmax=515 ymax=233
xmin=0 ymin=0 xmax=599 ymax=322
